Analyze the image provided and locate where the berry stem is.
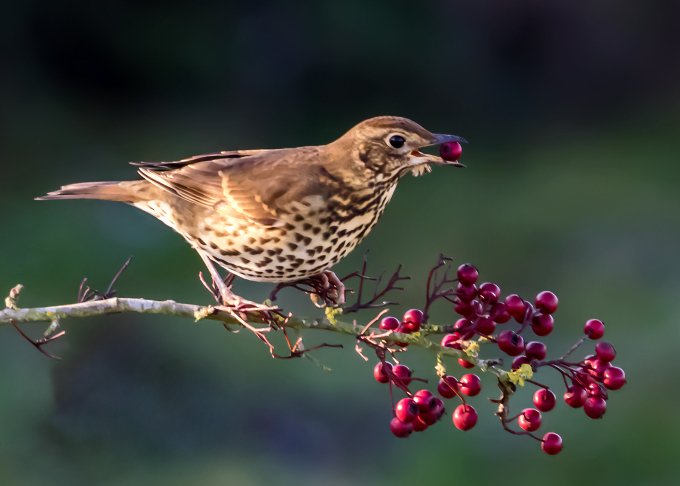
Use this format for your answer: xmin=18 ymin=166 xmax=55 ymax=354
xmin=560 ymin=335 xmax=588 ymax=360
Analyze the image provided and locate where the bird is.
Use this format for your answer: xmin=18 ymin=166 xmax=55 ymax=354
xmin=37 ymin=116 xmax=466 ymax=309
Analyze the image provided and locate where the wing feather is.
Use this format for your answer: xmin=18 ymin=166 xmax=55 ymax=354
xmin=137 ymin=147 xmax=335 ymax=227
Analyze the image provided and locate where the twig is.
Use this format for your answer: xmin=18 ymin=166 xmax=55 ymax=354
xmin=342 ymin=261 xmax=410 ymax=315
xmin=422 ymin=254 xmax=457 ymax=323
xmin=10 ymin=320 xmax=65 ymax=360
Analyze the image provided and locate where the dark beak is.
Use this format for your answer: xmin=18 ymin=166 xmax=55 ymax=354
xmin=412 ymin=133 xmax=467 ymax=168
xmin=430 ymin=133 xmax=468 ymax=145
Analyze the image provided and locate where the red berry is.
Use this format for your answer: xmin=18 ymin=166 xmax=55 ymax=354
xmin=403 ymin=309 xmax=423 ymax=331
xmin=453 ymin=404 xmax=478 ymax=431
xmin=457 ymin=264 xmax=478 ymax=286
xmin=584 ymin=319 xmax=605 ymax=339
xmin=441 ymin=333 xmax=462 ymax=349
xmin=457 ymin=283 xmax=478 ymax=302
xmin=512 ymin=355 xmax=531 ymax=370
xmin=454 ymin=318 xmax=475 ymax=340
xmin=454 ymin=298 xmax=474 ymax=318
xmin=535 ymin=291 xmax=559 ymax=314
xmin=525 ymin=341 xmax=547 ymax=360
xmin=533 ymin=389 xmax=556 ymax=412
xmin=432 ymin=397 xmax=446 ymax=421
xmin=419 ymin=398 xmax=446 ymax=425
xmin=586 ymin=358 xmax=611 ymax=379
xmin=437 ymin=376 xmax=459 ymax=399
xmin=518 ymin=408 xmax=542 ymax=432
xmin=504 ymin=295 xmax=525 ymax=319
xmin=475 ymin=316 xmax=496 ymax=335
xmin=379 ymin=316 xmax=400 ymax=331
xmin=458 ymin=358 xmax=475 ymax=369
xmin=595 ymin=342 xmax=616 ymax=363
xmin=519 ymin=302 xmax=535 ymax=323
xmin=497 ymin=330 xmax=525 ymax=356
xmin=584 ymin=397 xmax=607 ymax=419
xmin=412 ymin=417 xmax=429 ymax=432
xmin=440 ymin=141 xmax=463 ymax=162
xmin=418 ymin=411 xmax=437 ymax=425
xmin=394 ymin=323 xmax=411 ymax=347
xmin=390 ymin=417 xmax=414 ymax=438
xmin=603 ymin=366 xmax=626 ymax=390
xmin=413 ymin=389 xmax=436 ymax=414
xmin=575 ymin=371 xmax=597 ymax=387
xmin=395 ymin=398 xmax=419 ymax=423
xmin=532 ymin=314 xmax=554 ymax=336
xmin=564 ymin=385 xmax=587 ymax=408
xmin=459 ymin=374 xmax=482 ymax=396
xmin=478 ymin=282 xmax=501 ymax=303
xmin=374 ymin=362 xmax=392 ymax=383
xmin=587 ymin=383 xmax=608 ymax=400
xmin=541 ymin=432 xmax=562 ymax=455
xmin=392 ymin=364 xmax=412 ymax=386
xmin=490 ymin=302 xmax=511 ymax=323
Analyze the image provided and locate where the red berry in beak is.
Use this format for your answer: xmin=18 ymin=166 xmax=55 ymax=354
xmin=440 ymin=141 xmax=463 ymax=162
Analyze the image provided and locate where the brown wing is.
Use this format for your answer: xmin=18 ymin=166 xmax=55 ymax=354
xmin=137 ymin=147 xmax=338 ymax=227
xmin=130 ymin=149 xmax=269 ymax=171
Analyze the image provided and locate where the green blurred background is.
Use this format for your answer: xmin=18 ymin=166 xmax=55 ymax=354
xmin=2 ymin=1 xmax=680 ymax=485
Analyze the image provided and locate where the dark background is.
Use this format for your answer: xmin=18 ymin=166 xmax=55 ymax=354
xmin=2 ymin=1 xmax=680 ymax=485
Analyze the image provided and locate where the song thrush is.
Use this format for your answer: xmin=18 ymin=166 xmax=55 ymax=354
xmin=37 ymin=116 xmax=466 ymax=307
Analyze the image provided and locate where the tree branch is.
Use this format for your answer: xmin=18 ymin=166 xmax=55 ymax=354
xmin=0 ymin=294 xmax=488 ymax=363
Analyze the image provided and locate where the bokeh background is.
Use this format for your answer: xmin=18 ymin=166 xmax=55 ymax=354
xmin=2 ymin=1 xmax=680 ymax=485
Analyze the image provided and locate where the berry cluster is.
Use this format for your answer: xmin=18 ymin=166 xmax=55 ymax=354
xmin=365 ymin=261 xmax=626 ymax=456
xmin=378 ymin=308 xmax=423 ymax=347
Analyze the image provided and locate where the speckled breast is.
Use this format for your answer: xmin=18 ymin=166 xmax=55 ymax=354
xmin=189 ymin=183 xmax=398 ymax=282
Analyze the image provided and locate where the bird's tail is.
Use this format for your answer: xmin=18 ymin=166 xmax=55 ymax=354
xmin=36 ymin=181 xmax=149 ymax=203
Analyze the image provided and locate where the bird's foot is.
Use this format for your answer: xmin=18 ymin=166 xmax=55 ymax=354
xmin=309 ymin=270 xmax=346 ymax=308
xmin=198 ymin=270 xmax=280 ymax=324
xmin=269 ymin=270 xmax=347 ymax=308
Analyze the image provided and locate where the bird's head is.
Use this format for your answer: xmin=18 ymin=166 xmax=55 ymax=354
xmin=332 ymin=116 xmax=467 ymax=180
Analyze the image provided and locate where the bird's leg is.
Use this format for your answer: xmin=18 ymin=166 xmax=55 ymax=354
xmin=197 ymin=250 xmax=236 ymax=305
xmin=196 ymin=250 xmax=279 ymax=319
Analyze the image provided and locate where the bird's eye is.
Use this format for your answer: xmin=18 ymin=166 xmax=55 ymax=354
xmin=387 ymin=135 xmax=406 ymax=149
